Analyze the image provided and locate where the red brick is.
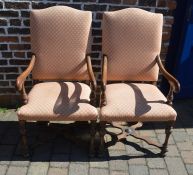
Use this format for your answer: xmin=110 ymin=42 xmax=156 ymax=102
xmin=157 ymin=0 xmax=167 ymax=7
xmin=0 ymin=81 xmax=9 ymax=86
xmin=99 ymin=0 xmax=121 ymax=4
xmin=84 ymin=4 xmax=107 ymax=11
xmin=92 ymin=45 xmax=102 ymax=51
xmin=10 ymin=19 xmax=21 ymax=26
xmin=0 ymin=28 xmax=5 ymax=34
xmin=0 ymin=67 xmax=18 ymax=73
xmin=0 ymin=37 xmax=18 ymax=42
xmin=96 ymin=13 xmax=103 ymax=20
xmin=14 ymin=52 xmax=26 ymax=58
xmin=0 ymin=11 xmax=18 ymax=17
xmin=92 ymin=29 xmax=102 ymax=36
xmin=0 ymin=19 xmax=7 ymax=26
xmin=0 ymin=60 xmax=7 ymax=65
xmin=1 ymin=52 xmax=12 ymax=58
xmin=9 ymin=59 xmax=30 ymax=65
xmin=6 ymin=74 xmax=18 ymax=80
xmin=32 ymin=2 xmax=56 ymax=9
xmin=5 ymin=2 xmax=29 ymax=9
xmin=162 ymin=33 xmax=171 ymax=41
xmin=21 ymin=36 xmax=31 ymax=42
xmin=167 ymin=0 xmax=177 ymax=10
xmin=122 ymin=0 xmax=137 ymax=5
xmin=165 ymin=17 xmax=174 ymax=25
xmin=163 ymin=26 xmax=172 ymax=33
xmin=9 ymin=44 xmax=31 ymax=50
xmin=8 ymin=28 xmax=30 ymax=34
xmin=139 ymin=0 xmax=156 ymax=6
xmin=0 ymin=44 xmax=8 ymax=50
xmin=74 ymin=0 xmax=96 ymax=2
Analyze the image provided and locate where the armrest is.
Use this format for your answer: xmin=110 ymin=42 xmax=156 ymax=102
xmin=86 ymin=55 xmax=97 ymax=91
xmin=16 ymin=55 xmax=36 ymax=91
xmin=101 ymin=55 xmax=107 ymax=92
xmin=156 ymin=55 xmax=180 ymax=104
xmin=100 ymin=55 xmax=108 ymax=106
xmin=86 ymin=55 xmax=97 ymax=106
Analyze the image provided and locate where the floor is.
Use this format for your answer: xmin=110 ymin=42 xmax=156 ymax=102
xmin=0 ymin=99 xmax=193 ymax=175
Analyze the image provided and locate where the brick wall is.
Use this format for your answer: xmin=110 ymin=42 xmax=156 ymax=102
xmin=0 ymin=0 xmax=176 ymax=107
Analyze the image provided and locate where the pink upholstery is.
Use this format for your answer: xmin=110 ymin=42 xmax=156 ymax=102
xmin=101 ymin=83 xmax=177 ymax=122
xmin=102 ymin=8 xmax=163 ymax=81
xmin=17 ymin=82 xmax=98 ymax=121
xmin=31 ymin=6 xmax=92 ymax=80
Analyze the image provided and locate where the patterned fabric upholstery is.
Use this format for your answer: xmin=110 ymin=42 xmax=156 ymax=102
xmin=18 ymin=82 xmax=98 ymax=121
xmin=102 ymin=8 xmax=163 ymax=81
xmin=101 ymin=83 xmax=177 ymax=122
xmin=31 ymin=6 xmax=92 ymax=80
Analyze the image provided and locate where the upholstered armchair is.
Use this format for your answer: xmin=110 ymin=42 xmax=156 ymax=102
xmin=99 ymin=8 xmax=180 ymax=156
xmin=16 ymin=6 xmax=98 ymax=157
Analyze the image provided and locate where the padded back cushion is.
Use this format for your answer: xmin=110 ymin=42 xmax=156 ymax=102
xmin=102 ymin=8 xmax=163 ymax=81
xmin=31 ymin=6 xmax=92 ymax=80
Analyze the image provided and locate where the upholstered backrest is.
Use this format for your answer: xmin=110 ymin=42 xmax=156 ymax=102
xmin=102 ymin=8 xmax=163 ymax=81
xmin=31 ymin=6 xmax=92 ymax=80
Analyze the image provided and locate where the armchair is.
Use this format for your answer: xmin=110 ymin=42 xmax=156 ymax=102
xmin=99 ymin=8 xmax=180 ymax=156
xmin=16 ymin=6 xmax=98 ymax=157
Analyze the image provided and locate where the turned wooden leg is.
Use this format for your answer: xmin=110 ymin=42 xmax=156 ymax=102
xmin=89 ymin=121 xmax=97 ymax=157
xmin=98 ymin=122 xmax=106 ymax=157
xmin=161 ymin=121 xmax=174 ymax=156
xmin=19 ymin=120 xmax=29 ymax=157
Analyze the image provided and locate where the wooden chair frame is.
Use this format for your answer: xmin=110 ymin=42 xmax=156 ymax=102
xmin=99 ymin=54 xmax=180 ymax=157
xmin=16 ymin=54 xmax=97 ymax=157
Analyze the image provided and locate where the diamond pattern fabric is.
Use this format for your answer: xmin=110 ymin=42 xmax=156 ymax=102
xmin=100 ymin=83 xmax=177 ymax=122
xmin=102 ymin=8 xmax=163 ymax=81
xmin=17 ymin=82 xmax=98 ymax=121
xmin=31 ymin=6 xmax=92 ymax=80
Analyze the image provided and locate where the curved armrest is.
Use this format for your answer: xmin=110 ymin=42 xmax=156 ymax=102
xmin=102 ymin=55 xmax=107 ymax=92
xmin=16 ymin=55 xmax=36 ymax=91
xmin=156 ymin=55 xmax=180 ymax=105
xmin=86 ymin=55 xmax=97 ymax=106
xmin=86 ymin=55 xmax=97 ymax=91
xmin=156 ymin=55 xmax=180 ymax=93
xmin=100 ymin=55 xmax=108 ymax=106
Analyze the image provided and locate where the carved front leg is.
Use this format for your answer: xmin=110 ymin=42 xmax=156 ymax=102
xmin=160 ymin=121 xmax=174 ymax=156
xmin=89 ymin=121 xmax=97 ymax=157
xmin=19 ymin=120 xmax=29 ymax=157
xmin=98 ymin=122 xmax=106 ymax=157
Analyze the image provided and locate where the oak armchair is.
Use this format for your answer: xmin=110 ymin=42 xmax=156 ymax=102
xmin=99 ymin=8 xmax=180 ymax=156
xmin=16 ymin=6 xmax=98 ymax=157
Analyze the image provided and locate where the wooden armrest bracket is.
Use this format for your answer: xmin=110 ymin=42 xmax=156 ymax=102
xmin=156 ymin=55 xmax=180 ymax=104
xmin=102 ymin=55 xmax=107 ymax=92
xmin=86 ymin=55 xmax=97 ymax=91
xmin=100 ymin=55 xmax=108 ymax=106
xmin=16 ymin=55 xmax=36 ymax=104
xmin=86 ymin=55 xmax=97 ymax=106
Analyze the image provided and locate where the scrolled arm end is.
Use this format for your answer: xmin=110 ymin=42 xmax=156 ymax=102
xmin=16 ymin=75 xmax=25 ymax=92
xmin=171 ymin=79 xmax=180 ymax=93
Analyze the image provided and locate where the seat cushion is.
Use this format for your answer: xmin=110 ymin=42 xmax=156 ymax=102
xmin=100 ymin=83 xmax=177 ymax=122
xmin=17 ymin=82 xmax=98 ymax=121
